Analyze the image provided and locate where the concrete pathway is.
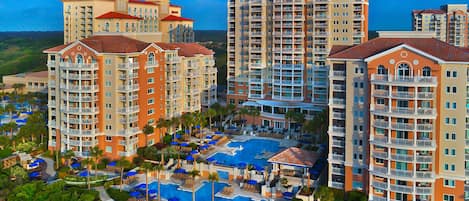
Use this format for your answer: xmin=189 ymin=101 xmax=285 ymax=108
xmin=95 ymin=186 xmax=114 ymax=201
xmin=38 ymin=156 xmax=57 ymax=181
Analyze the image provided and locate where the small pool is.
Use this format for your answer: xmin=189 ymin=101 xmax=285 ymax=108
xmin=208 ymin=139 xmax=282 ymax=168
xmin=148 ymin=181 xmax=262 ymax=201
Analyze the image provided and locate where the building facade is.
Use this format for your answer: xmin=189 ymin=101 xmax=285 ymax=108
xmin=226 ymin=0 xmax=368 ymax=129
xmin=2 ymin=71 xmax=49 ymax=93
xmin=412 ymin=4 xmax=469 ymax=48
xmin=328 ymin=32 xmax=469 ymax=201
xmin=62 ymin=0 xmax=194 ymax=44
xmin=44 ymin=35 xmax=216 ymax=159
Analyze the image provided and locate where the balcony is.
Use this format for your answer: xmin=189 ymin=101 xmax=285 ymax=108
xmin=370 ymin=74 xmax=437 ymax=86
xmin=332 ymin=112 xmax=345 ymax=119
xmin=119 ymin=95 xmax=138 ymax=102
xmin=120 ymin=116 xmax=138 ymax=124
xmin=390 ymin=184 xmax=413 ymax=193
xmin=146 ymin=61 xmax=158 ymax=67
xmin=372 ymin=151 xmax=388 ymax=159
xmin=332 ymin=140 xmax=345 ymax=147
xmin=117 ymin=62 xmax=140 ymax=70
xmin=60 ymin=62 xmax=98 ymax=70
xmin=62 ymin=74 xmax=97 ymax=80
xmin=416 ymin=155 xmax=433 ymax=163
xmin=63 ymin=107 xmax=99 ymax=114
xmin=330 ymin=181 xmax=344 ymax=189
xmin=119 ymin=74 xmax=138 ymax=80
xmin=332 ymin=167 xmax=344 ymax=175
xmin=373 ymin=120 xmax=389 ymax=129
xmin=118 ymin=84 xmax=139 ymax=92
xmin=392 ymin=91 xmax=415 ymax=99
xmin=330 ymin=126 xmax=345 ymax=136
xmin=61 ymin=85 xmax=98 ymax=92
xmin=118 ymin=127 xmax=140 ymax=135
xmin=391 ymin=154 xmax=413 ymax=162
xmin=415 ymin=186 xmax=432 ymax=195
xmin=372 ymin=181 xmax=388 ymax=189
xmin=118 ymin=106 xmax=140 ymax=114
xmin=330 ymin=154 xmax=345 ymax=161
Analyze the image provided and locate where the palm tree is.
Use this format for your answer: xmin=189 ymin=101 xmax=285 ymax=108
xmin=0 ymin=83 xmax=5 ymax=94
xmin=154 ymin=164 xmax=164 ymax=201
xmin=181 ymin=112 xmax=195 ymax=136
xmin=141 ymin=162 xmax=154 ymax=201
xmin=308 ymin=108 xmax=329 ymax=141
xmin=63 ymin=149 xmax=75 ymax=167
xmin=143 ymin=124 xmax=154 ymax=147
xmin=188 ymin=169 xmax=200 ymax=201
xmin=206 ymin=108 xmax=216 ymax=130
xmin=284 ymin=110 xmax=295 ymax=137
xmin=82 ymin=158 xmax=94 ymax=190
xmin=208 ymin=172 xmax=219 ymax=201
xmin=170 ymin=116 xmax=180 ymax=134
xmin=238 ymin=107 xmax=249 ymax=127
xmin=4 ymin=122 xmax=17 ymax=138
xmin=156 ymin=118 xmax=167 ymax=140
xmin=116 ymin=157 xmax=131 ymax=192
xmin=5 ymin=104 xmax=15 ymax=122
xmin=90 ymin=146 xmax=103 ymax=180
xmin=248 ymin=107 xmax=260 ymax=125
xmin=12 ymin=83 xmax=26 ymax=95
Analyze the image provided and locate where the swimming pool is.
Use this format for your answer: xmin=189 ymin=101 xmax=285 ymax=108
xmin=148 ymin=181 xmax=262 ymax=201
xmin=208 ymin=139 xmax=282 ymax=168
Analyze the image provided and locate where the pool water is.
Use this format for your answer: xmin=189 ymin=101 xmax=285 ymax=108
xmin=148 ymin=181 xmax=262 ymax=201
xmin=208 ymin=139 xmax=282 ymax=168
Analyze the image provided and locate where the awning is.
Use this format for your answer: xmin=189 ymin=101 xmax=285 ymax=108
xmin=126 ymin=170 xmax=137 ymax=177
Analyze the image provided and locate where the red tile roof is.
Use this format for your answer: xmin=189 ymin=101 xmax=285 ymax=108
xmin=45 ymin=35 xmax=151 ymax=54
xmin=128 ymin=0 xmax=158 ymax=6
xmin=268 ymin=147 xmax=319 ymax=167
xmin=329 ymin=38 xmax=469 ymax=62
xmin=170 ymin=4 xmax=181 ymax=8
xmin=96 ymin=11 xmax=142 ymax=20
xmin=161 ymin=15 xmax=193 ymax=22
xmin=413 ymin=9 xmax=446 ymax=14
xmin=155 ymin=43 xmax=214 ymax=57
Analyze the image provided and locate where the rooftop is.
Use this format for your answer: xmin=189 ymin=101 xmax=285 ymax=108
xmin=155 ymin=43 xmax=214 ymax=57
xmin=329 ymin=37 xmax=469 ymax=62
xmin=268 ymin=147 xmax=319 ymax=168
xmin=96 ymin=11 xmax=142 ymax=20
xmin=5 ymin=71 xmax=49 ymax=78
xmin=45 ymin=35 xmax=151 ymax=53
xmin=412 ymin=9 xmax=446 ymax=14
xmin=161 ymin=15 xmax=193 ymax=22
xmin=128 ymin=0 xmax=158 ymax=6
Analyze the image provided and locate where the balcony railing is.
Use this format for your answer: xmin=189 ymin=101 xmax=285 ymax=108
xmin=370 ymin=74 xmax=437 ymax=85
xmin=117 ymin=62 xmax=140 ymax=70
xmin=60 ymin=62 xmax=98 ymax=70
xmin=415 ymin=186 xmax=432 ymax=195
xmin=372 ymin=181 xmax=388 ymax=189
xmin=390 ymin=184 xmax=413 ymax=193
xmin=118 ymin=106 xmax=140 ymax=114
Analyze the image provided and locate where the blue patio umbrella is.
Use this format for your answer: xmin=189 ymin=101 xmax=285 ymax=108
xmin=169 ymin=198 xmax=180 ymax=201
xmin=150 ymin=195 xmax=157 ymax=200
xmin=174 ymin=168 xmax=186 ymax=174
xmin=214 ymin=131 xmax=223 ymax=135
xmin=71 ymin=163 xmax=81 ymax=169
xmin=180 ymin=142 xmax=189 ymax=147
xmin=283 ymin=192 xmax=294 ymax=199
xmin=175 ymin=134 xmax=181 ymax=139
xmin=185 ymin=129 xmax=190 ymax=134
xmin=148 ymin=189 xmax=157 ymax=194
xmin=79 ymin=170 xmax=90 ymax=177
xmin=26 ymin=111 xmax=33 ymax=115
xmin=195 ymin=125 xmax=201 ymax=129
xmin=208 ymin=140 xmax=217 ymax=145
xmin=171 ymin=141 xmax=179 ymax=146
xmin=254 ymin=165 xmax=264 ymax=171
xmin=200 ymin=145 xmax=209 ymax=150
xmin=247 ymin=180 xmax=257 ymax=185
xmin=126 ymin=170 xmax=137 ymax=177
xmin=129 ymin=191 xmax=141 ymax=197
xmin=29 ymin=171 xmax=40 ymax=178
xmin=237 ymin=162 xmax=247 ymax=168
xmin=107 ymin=161 xmax=117 ymax=167
xmin=33 ymin=158 xmax=45 ymax=164
xmin=205 ymin=135 xmax=213 ymax=139
xmin=186 ymin=155 xmax=194 ymax=161
xmin=190 ymin=150 xmax=198 ymax=155
xmin=28 ymin=163 xmax=39 ymax=168
xmin=135 ymin=183 xmax=146 ymax=189
xmin=206 ymin=157 xmax=216 ymax=163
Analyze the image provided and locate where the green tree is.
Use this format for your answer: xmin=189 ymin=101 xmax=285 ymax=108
xmin=181 ymin=113 xmax=195 ymax=136
xmin=12 ymin=83 xmax=26 ymax=95
xmin=63 ymin=149 xmax=75 ymax=167
xmin=81 ymin=158 xmax=94 ymax=190
xmin=0 ymin=83 xmax=5 ymax=94
xmin=154 ymin=164 xmax=164 ymax=201
xmin=237 ymin=107 xmax=249 ymax=127
xmin=90 ymin=146 xmax=103 ymax=180
xmin=140 ymin=162 xmax=153 ymax=201
xmin=143 ymin=124 xmax=154 ymax=146
xmin=314 ymin=186 xmax=335 ymax=201
xmin=208 ymin=172 xmax=219 ymax=201
xmin=306 ymin=108 xmax=329 ymax=141
xmin=347 ymin=190 xmax=367 ymax=201
xmin=116 ymin=157 xmax=130 ymax=192
xmin=248 ymin=107 xmax=260 ymax=125
xmin=206 ymin=108 xmax=216 ymax=130
xmin=188 ymin=170 xmax=200 ymax=201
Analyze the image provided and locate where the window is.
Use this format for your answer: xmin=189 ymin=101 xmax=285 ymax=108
xmin=443 ymin=194 xmax=454 ymax=201
xmin=377 ymin=65 xmax=387 ymax=75
xmin=397 ymin=63 xmax=410 ymax=78
xmin=105 ymin=146 xmax=112 ymax=153
xmin=76 ymin=54 xmax=83 ymax=64
xmin=105 ymin=136 xmax=112 ymax=142
xmin=147 ymin=78 xmax=154 ymax=84
xmin=148 ymin=98 xmax=154 ymax=105
xmin=105 ymin=92 xmax=111 ymax=97
xmin=452 ymin=102 xmax=456 ymax=109
xmin=148 ymin=53 xmax=155 ymax=65
xmin=105 ymin=22 xmax=110 ymax=32
xmin=105 ymin=59 xmax=112 ymax=65
xmin=116 ymin=22 xmax=120 ymax=32
xmin=147 ymin=88 xmax=154 ymax=94
xmin=452 ymin=71 xmax=457 ymax=77
xmin=444 ymin=180 xmax=455 ymax=188
xmin=147 ymin=67 xmax=154 ymax=74
xmin=147 ymin=109 xmax=154 ymax=115
xmin=422 ymin=67 xmax=431 ymax=77
xmin=451 ymin=164 xmax=455 ymax=171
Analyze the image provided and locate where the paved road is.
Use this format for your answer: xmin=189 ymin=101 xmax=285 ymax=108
xmin=38 ymin=156 xmax=57 ymax=181
xmin=95 ymin=186 xmax=114 ymax=201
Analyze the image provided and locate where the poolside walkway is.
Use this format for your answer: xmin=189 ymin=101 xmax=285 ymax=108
xmin=38 ymin=155 xmax=57 ymax=181
xmin=94 ymin=186 xmax=114 ymax=201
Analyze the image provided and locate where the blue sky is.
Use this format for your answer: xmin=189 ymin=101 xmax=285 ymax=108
xmin=0 ymin=0 xmax=467 ymax=31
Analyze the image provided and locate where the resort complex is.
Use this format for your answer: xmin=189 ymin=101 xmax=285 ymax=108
xmin=226 ymin=0 xmax=369 ymax=129
xmin=1 ymin=1 xmax=469 ymax=201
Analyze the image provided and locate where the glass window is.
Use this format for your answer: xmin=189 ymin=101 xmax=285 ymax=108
xmin=422 ymin=67 xmax=431 ymax=77
xmin=397 ymin=63 xmax=410 ymax=78
xmin=76 ymin=54 xmax=83 ymax=64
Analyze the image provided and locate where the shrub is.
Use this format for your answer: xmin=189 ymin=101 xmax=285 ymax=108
xmin=106 ymin=188 xmax=130 ymax=201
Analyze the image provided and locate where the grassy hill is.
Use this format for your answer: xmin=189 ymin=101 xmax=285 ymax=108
xmin=0 ymin=32 xmax=63 ymax=81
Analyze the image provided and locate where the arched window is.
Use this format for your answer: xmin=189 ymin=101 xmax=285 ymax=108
xmin=76 ymin=54 xmax=84 ymax=64
xmin=116 ymin=22 xmax=120 ymax=32
xmin=148 ymin=53 xmax=155 ymax=64
xmin=422 ymin=67 xmax=431 ymax=77
xmin=397 ymin=63 xmax=410 ymax=78
xmin=377 ymin=65 xmax=387 ymax=75
xmin=104 ymin=22 xmax=110 ymax=32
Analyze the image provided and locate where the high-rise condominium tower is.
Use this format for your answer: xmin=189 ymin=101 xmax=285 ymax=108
xmin=226 ymin=0 xmax=368 ymax=129
xmin=62 ymin=0 xmax=194 ymax=44
xmin=44 ymin=36 xmax=217 ymax=159
xmin=328 ymin=31 xmax=469 ymax=200
xmin=412 ymin=4 xmax=469 ymax=47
